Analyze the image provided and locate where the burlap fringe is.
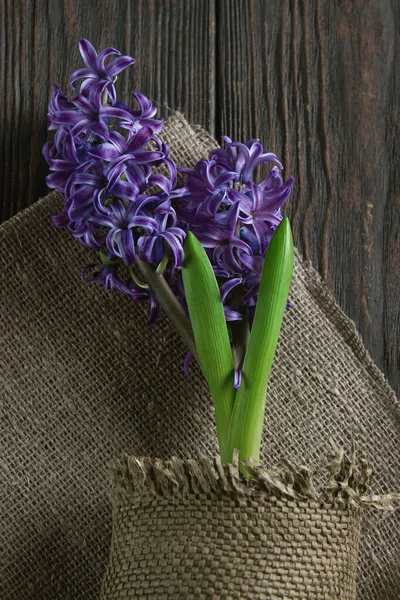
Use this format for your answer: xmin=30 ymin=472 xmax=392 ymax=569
xmin=110 ymin=444 xmax=400 ymax=511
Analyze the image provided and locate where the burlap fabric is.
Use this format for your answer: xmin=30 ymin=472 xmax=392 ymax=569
xmin=101 ymin=455 xmax=364 ymax=600
xmin=0 ymin=113 xmax=399 ymax=599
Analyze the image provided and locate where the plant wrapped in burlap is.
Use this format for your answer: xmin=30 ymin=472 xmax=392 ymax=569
xmin=0 ymin=114 xmax=399 ymax=600
xmin=101 ymin=453 xmax=367 ymax=600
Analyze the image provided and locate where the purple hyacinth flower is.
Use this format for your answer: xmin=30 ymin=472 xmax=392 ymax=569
xmin=90 ymin=199 xmax=158 ymax=266
xmin=220 ymin=277 xmax=243 ymax=321
xmin=233 ymin=369 xmax=242 ymax=389
xmin=70 ymin=39 xmax=135 ymax=105
xmin=51 ymin=92 xmax=135 ymax=140
xmin=116 ymin=92 xmax=164 ymax=135
xmin=237 ymin=177 xmax=294 ymax=254
xmin=81 ymin=254 xmax=131 ymax=294
xmin=43 ymin=130 xmax=96 ymax=193
xmin=177 ymin=137 xmax=294 ymax=333
xmin=178 ymin=159 xmax=238 ymax=223
xmin=65 ymin=159 xmax=141 ymax=220
xmin=210 ymin=136 xmax=283 ymax=184
xmin=191 ymin=202 xmax=251 ymax=274
xmin=88 ymin=127 xmax=165 ymax=170
xmin=239 ymin=253 xmax=264 ymax=306
xmin=136 ymin=200 xmax=186 ymax=268
xmin=145 ymin=290 xmax=163 ymax=327
xmin=47 ymin=84 xmax=76 ymax=126
xmin=71 ymin=218 xmax=107 ymax=249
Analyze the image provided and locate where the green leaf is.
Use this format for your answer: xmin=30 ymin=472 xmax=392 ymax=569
xmin=226 ymin=217 xmax=294 ymax=468
xmin=182 ymin=232 xmax=236 ymax=461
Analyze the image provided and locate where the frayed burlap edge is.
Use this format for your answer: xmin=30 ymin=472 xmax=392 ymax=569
xmin=110 ymin=446 xmax=400 ymax=511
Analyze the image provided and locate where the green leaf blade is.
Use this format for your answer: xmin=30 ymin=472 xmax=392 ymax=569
xmin=182 ymin=232 xmax=236 ymax=461
xmin=226 ymin=217 xmax=294 ymax=467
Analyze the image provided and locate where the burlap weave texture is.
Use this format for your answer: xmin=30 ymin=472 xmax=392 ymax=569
xmin=0 ymin=113 xmax=399 ymax=599
xmin=101 ymin=456 xmax=362 ymax=600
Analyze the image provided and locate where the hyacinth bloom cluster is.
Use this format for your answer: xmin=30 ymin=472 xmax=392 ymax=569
xmin=179 ymin=139 xmax=294 ymax=323
xmin=45 ymin=38 xmax=294 ymax=332
xmin=44 ymin=39 xmax=188 ymax=323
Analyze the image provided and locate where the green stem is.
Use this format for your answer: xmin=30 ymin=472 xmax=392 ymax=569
xmin=99 ymin=251 xmax=120 ymax=265
xmin=128 ymin=267 xmax=149 ymax=290
xmin=135 ymin=257 xmax=198 ymax=360
xmin=156 ymin=253 xmax=169 ymax=275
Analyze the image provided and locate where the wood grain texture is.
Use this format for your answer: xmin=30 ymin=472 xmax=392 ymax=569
xmin=218 ymin=0 xmax=400 ymax=396
xmin=0 ymin=0 xmax=215 ymax=219
xmin=1 ymin=0 xmax=399 ymax=395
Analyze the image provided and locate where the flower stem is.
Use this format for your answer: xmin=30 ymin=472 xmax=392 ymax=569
xmin=156 ymin=253 xmax=169 ymax=275
xmin=129 ymin=267 xmax=150 ymax=290
xmin=135 ymin=257 xmax=198 ymax=359
xmin=99 ymin=251 xmax=120 ymax=265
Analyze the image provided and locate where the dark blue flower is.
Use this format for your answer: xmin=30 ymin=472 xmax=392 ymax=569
xmin=70 ymin=39 xmax=135 ymax=105
xmin=189 ymin=201 xmax=251 ymax=274
xmin=88 ymin=127 xmax=165 ymax=169
xmin=115 ymin=92 xmax=164 ymax=135
xmin=90 ymin=199 xmax=157 ymax=265
xmin=136 ymin=199 xmax=186 ymax=268
xmin=236 ymin=177 xmax=294 ymax=255
xmin=50 ymin=92 xmax=135 ymax=140
xmin=210 ymin=136 xmax=283 ymax=184
xmin=81 ymin=254 xmax=131 ymax=294
xmin=65 ymin=159 xmax=141 ymax=220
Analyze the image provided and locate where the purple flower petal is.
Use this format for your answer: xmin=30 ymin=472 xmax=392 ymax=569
xmin=213 ymin=171 xmax=237 ymax=188
xmin=97 ymin=46 xmax=121 ymax=68
xmin=107 ymin=82 xmax=117 ymax=106
xmin=106 ymin=55 xmax=135 ymax=77
xmin=70 ymin=68 xmax=98 ymax=90
xmin=183 ymin=351 xmax=194 ymax=376
xmin=118 ymin=229 xmax=136 ymax=265
xmin=147 ymin=293 xmax=161 ymax=327
xmin=78 ymin=39 xmax=98 ymax=70
xmin=224 ymin=308 xmax=243 ymax=322
xmin=50 ymin=210 xmax=69 ymax=228
xmin=234 ymin=369 xmax=242 ymax=389
xmin=220 ymin=278 xmax=243 ymax=303
xmin=127 ymin=126 xmax=153 ymax=151
xmin=88 ymin=142 xmax=120 ymax=161
xmin=101 ymin=105 xmax=135 ymax=122
xmin=52 ymin=110 xmax=84 ymax=125
xmin=110 ymin=179 xmax=140 ymax=202
xmin=160 ymin=231 xmax=185 ymax=268
xmin=148 ymin=173 xmax=172 ymax=194
xmin=46 ymin=171 xmax=70 ymax=189
xmin=133 ymin=151 xmax=164 ymax=164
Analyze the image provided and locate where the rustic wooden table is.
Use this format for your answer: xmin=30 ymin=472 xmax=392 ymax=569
xmin=1 ymin=1 xmax=399 ymax=393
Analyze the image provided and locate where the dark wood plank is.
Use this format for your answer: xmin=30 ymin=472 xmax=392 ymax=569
xmin=0 ymin=0 xmax=215 ymax=221
xmin=218 ymin=0 xmax=400 ymax=394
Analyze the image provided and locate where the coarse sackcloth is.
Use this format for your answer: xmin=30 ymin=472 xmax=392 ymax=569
xmin=101 ymin=454 xmax=365 ymax=600
xmin=0 ymin=113 xmax=399 ymax=599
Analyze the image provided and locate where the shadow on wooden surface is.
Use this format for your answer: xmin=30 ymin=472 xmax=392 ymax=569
xmin=1 ymin=1 xmax=398 ymax=394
